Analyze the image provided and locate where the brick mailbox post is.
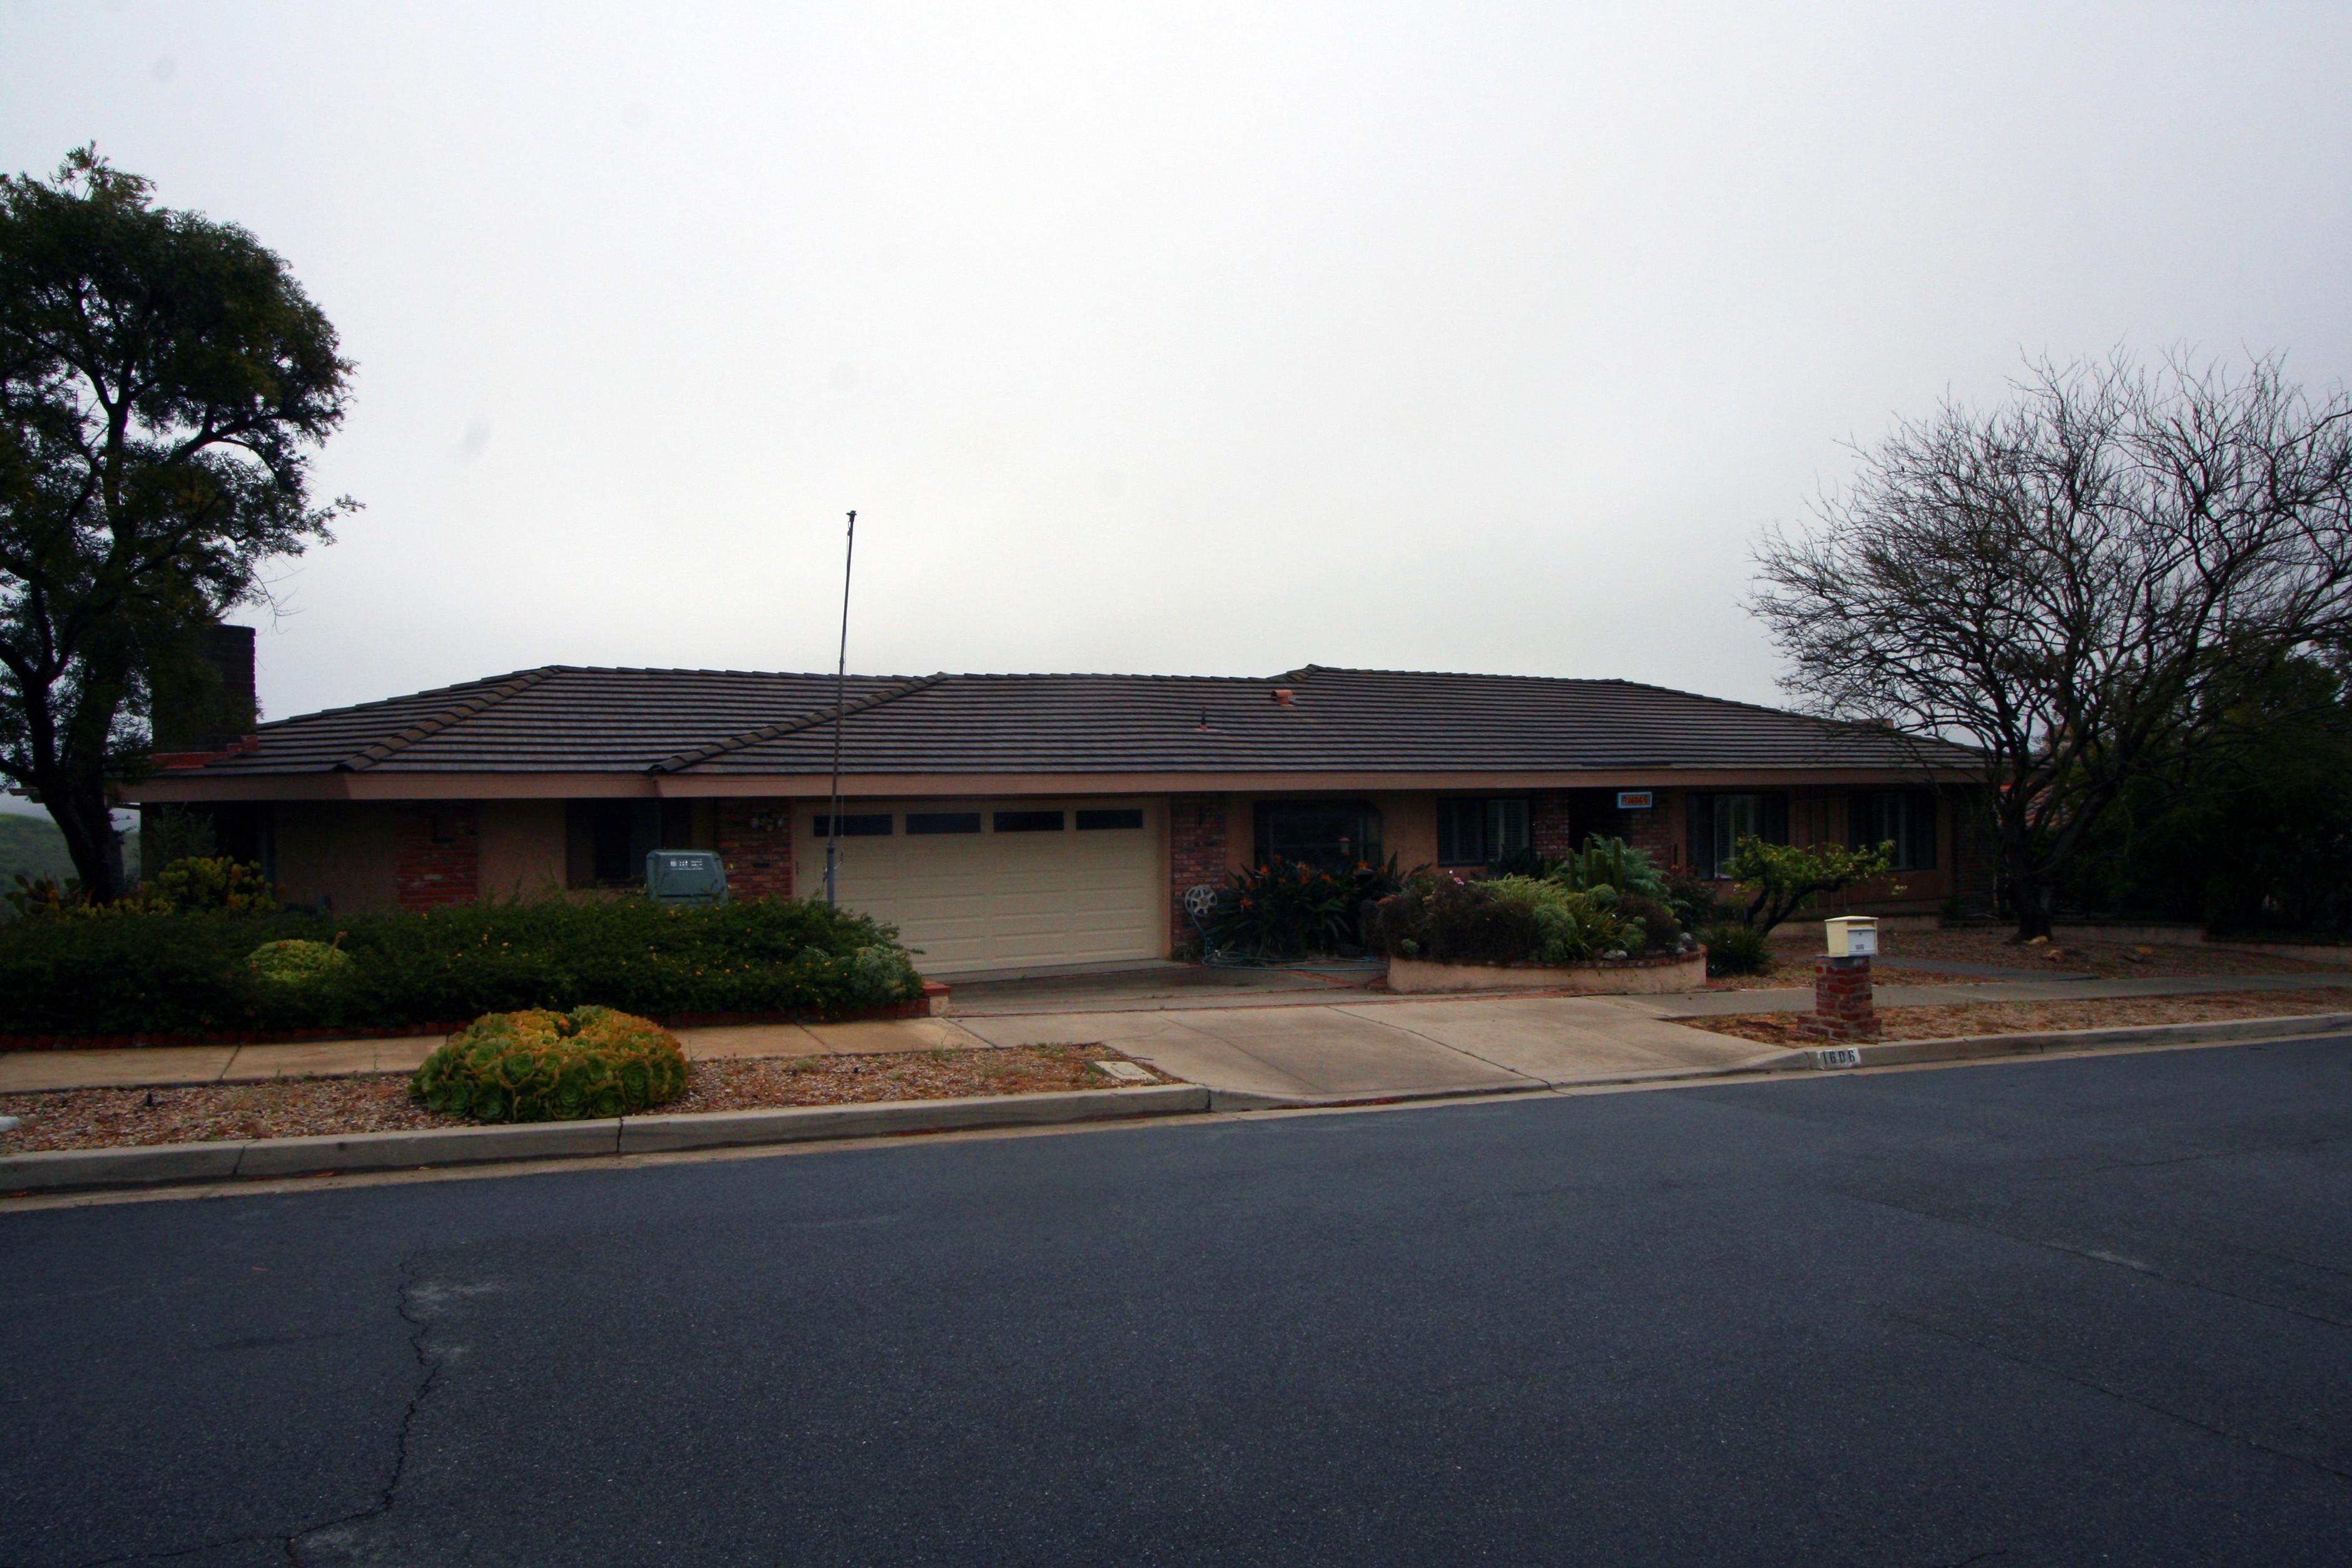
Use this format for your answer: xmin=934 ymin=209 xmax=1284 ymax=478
xmin=1800 ymin=916 xmax=1880 ymax=1042
xmin=1801 ymin=955 xmax=1876 ymax=1041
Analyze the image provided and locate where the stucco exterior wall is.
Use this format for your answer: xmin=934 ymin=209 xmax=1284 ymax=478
xmin=270 ymin=802 xmax=397 ymax=912
xmin=477 ymin=800 xmax=568 ymax=903
xmin=1373 ymin=792 xmax=1435 ymax=871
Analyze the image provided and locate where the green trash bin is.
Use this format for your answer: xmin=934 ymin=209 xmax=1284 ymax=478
xmin=645 ymin=848 xmax=728 ymax=907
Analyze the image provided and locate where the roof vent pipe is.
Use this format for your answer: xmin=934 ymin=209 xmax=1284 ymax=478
xmin=1271 ymin=688 xmax=1295 ymax=706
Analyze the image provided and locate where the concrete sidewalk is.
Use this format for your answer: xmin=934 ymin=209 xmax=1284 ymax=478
xmin=9 ymin=969 xmax=2349 ymax=1102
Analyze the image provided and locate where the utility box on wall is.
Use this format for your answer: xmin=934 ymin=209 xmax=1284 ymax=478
xmin=646 ymin=848 xmax=728 ymax=907
xmin=1823 ymin=915 xmax=1878 ymax=957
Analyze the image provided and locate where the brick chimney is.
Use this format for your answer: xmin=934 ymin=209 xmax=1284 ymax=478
xmin=151 ymin=623 xmax=260 ymax=763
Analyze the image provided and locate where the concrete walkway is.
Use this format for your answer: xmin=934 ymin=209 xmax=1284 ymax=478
xmin=953 ymin=993 xmax=1780 ymax=1100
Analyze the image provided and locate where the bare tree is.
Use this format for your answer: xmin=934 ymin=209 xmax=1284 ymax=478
xmin=1753 ymin=352 xmax=2352 ymax=939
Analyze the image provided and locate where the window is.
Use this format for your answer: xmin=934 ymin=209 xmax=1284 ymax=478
xmin=1076 ymin=808 xmax=1144 ymax=830
xmin=994 ymin=810 xmax=1065 ymax=832
xmin=906 ymin=811 xmax=982 ymax=835
xmin=1688 ymin=792 xmax=1790 ymax=878
xmin=566 ymin=801 xmax=700 ymax=887
xmin=1436 ymin=798 xmax=1530 ymax=866
xmin=812 ymin=813 xmax=893 ymax=837
xmin=1850 ymin=790 xmax=1937 ymax=871
xmin=1254 ymin=800 xmax=1383 ymax=872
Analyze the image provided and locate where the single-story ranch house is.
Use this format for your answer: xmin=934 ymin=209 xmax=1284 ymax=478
xmin=123 ymin=638 xmax=1988 ymax=976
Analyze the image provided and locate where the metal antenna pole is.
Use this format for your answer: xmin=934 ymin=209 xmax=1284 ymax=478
xmin=824 ymin=509 xmax=857 ymax=907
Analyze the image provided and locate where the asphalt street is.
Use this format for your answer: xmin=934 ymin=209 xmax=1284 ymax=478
xmin=5 ymin=1039 xmax=2350 ymax=1567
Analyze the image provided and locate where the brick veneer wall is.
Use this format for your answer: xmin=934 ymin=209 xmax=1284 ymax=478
xmin=393 ymin=804 xmax=479 ymax=909
xmin=1531 ymin=793 xmax=1575 ymax=859
xmin=716 ymin=800 xmax=795 ymax=900
xmin=1169 ymin=793 xmax=1227 ymax=955
xmin=1626 ymin=792 xmax=1678 ymax=867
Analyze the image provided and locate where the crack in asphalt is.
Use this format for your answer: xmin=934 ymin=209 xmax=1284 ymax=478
xmin=282 ymin=1247 xmax=452 ymax=1564
xmin=1895 ymin=1313 xmax=2352 ymax=1487
xmin=55 ymin=1248 xmax=449 ymax=1568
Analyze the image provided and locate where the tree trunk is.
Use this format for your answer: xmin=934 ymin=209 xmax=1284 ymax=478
xmin=39 ymin=778 xmax=126 ymax=903
xmin=2011 ymin=877 xmax=2056 ymax=940
xmin=2002 ymin=834 xmax=2056 ymax=940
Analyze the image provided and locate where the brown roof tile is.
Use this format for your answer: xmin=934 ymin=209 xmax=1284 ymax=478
xmin=176 ymin=663 xmax=1977 ymax=780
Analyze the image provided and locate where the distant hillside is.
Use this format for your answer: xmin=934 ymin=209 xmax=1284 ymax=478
xmin=1 ymin=813 xmax=78 ymax=886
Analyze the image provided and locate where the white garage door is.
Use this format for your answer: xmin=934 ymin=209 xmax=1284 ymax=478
xmin=805 ymin=798 xmax=1164 ymax=975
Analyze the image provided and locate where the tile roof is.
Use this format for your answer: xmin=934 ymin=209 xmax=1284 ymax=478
xmin=175 ymin=663 xmax=1975 ymax=779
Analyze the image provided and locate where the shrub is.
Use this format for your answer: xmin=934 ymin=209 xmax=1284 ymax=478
xmin=1661 ymin=867 xmax=1733 ymax=930
xmin=1485 ymin=847 xmax=1557 ymax=878
xmin=1550 ymin=837 xmax=1671 ymax=903
xmin=1615 ymin=894 xmax=1683 ymax=955
xmin=1208 ymin=857 xmax=1402 ymax=959
xmin=1720 ymin=838 xmax=1898 ymax=935
xmin=1701 ymin=922 xmax=1771 ymax=975
xmin=247 ymin=937 xmax=352 ymax=985
xmin=126 ymin=857 xmax=283 ymax=915
xmin=6 ymin=873 xmax=89 ymax=920
xmin=411 ymin=1005 xmax=688 ymax=1122
xmin=1377 ymin=874 xmax=1642 ymax=966
xmin=0 ymin=895 xmax=922 ymax=1039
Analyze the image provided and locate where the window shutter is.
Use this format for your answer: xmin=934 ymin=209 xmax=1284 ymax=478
xmin=1848 ymin=792 xmax=1872 ymax=851
xmin=1761 ymin=792 xmax=1790 ymax=845
xmin=1686 ymin=793 xmax=1713 ymax=876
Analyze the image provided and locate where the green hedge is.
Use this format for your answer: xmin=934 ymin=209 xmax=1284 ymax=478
xmin=0 ymin=897 xmax=924 ymax=1038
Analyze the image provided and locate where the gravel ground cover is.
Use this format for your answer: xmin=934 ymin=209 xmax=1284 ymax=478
xmin=0 ymin=1046 xmax=1171 ymax=1154
xmin=1679 ymin=988 xmax=2352 ymax=1046
xmin=1795 ymin=928 xmax=2341 ymax=978
xmin=1701 ymin=927 xmax=2350 ymax=992
xmin=1707 ymin=962 xmax=1962 ymax=991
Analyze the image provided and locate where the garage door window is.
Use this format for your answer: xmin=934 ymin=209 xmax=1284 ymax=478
xmin=1076 ymin=808 xmax=1144 ymax=830
xmin=907 ymin=812 xmax=982 ymax=835
xmin=813 ymin=813 xmax=893 ymax=837
xmin=994 ymin=810 xmax=1065 ymax=832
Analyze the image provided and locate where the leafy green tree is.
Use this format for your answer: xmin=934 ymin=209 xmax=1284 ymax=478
xmin=2063 ymin=658 xmax=2352 ymax=930
xmin=1 ymin=147 xmax=353 ymax=900
xmin=1722 ymin=837 xmax=1897 ymax=936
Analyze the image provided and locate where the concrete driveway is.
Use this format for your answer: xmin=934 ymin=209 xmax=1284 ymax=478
xmin=953 ymin=992 xmax=1784 ymax=1102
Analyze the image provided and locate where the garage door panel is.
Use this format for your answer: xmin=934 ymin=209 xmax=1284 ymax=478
xmin=808 ymin=800 xmax=1161 ymax=975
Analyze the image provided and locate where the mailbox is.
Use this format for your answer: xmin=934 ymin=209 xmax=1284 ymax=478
xmin=646 ymin=848 xmax=728 ymax=907
xmin=1823 ymin=915 xmax=1878 ymax=957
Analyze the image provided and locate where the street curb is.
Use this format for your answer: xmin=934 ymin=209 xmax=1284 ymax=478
xmin=0 ymin=1084 xmax=1208 ymax=1194
xmin=616 ymin=1085 xmax=1205 ymax=1153
xmin=1206 ymin=1081 xmax=1550 ymax=1112
xmin=1791 ymin=1012 xmax=2352 ymax=1072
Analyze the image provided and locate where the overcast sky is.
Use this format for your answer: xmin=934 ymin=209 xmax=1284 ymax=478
xmin=6 ymin=1 xmax=2351 ymax=746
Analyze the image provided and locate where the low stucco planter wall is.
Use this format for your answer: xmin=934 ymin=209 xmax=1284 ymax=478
xmin=1385 ymin=949 xmax=1708 ymax=995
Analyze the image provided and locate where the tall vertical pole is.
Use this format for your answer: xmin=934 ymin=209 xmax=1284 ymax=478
xmin=824 ymin=509 xmax=857 ymax=906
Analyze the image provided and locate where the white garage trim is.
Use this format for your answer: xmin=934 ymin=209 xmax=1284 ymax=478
xmin=800 ymin=798 xmax=1167 ymax=976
